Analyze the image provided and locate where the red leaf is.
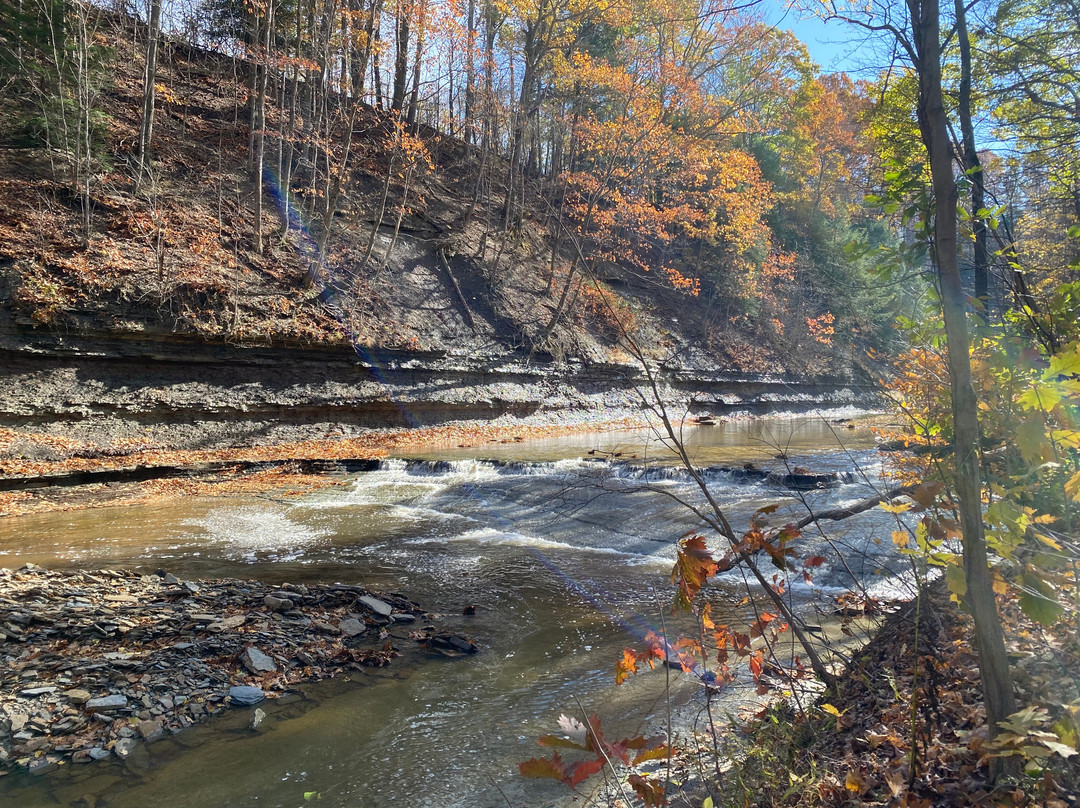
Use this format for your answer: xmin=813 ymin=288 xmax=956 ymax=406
xmin=519 ymin=753 xmax=566 ymax=781
xmin=671 ymin=535 xmax=718 ymax=610
xmin=537 ymin=734 xmax=589 ymax=751
xmin=628 ymin=773 xmax=666 ymax=807
xmin=566 ymin=757 xmax=604 ymax=788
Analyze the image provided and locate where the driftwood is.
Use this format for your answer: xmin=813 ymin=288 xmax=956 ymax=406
xmin=794 ymin=483 xmax=921 ymax=530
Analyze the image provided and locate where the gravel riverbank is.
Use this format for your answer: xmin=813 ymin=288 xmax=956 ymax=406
xmin=0 ymin=564 xmax=472 ymax=777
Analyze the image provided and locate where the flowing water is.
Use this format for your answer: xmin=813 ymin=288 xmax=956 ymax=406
xmin=0 ymin=415 xmax=906 ymax=808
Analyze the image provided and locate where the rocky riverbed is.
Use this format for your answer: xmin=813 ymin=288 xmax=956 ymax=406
xmin=0 ymin=565 xmax=474 ymax=777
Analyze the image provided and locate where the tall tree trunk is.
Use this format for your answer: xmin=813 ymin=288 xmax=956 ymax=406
xmin=482 ymin=0 xmax=496 ymax=153
xmin=406 ymin=0 xmax=424 ymax=129
xmin=372 ymin=20 xmax=384 ymax=108
xmin=908 ymin=0 xmax=1017 ymax=777
xmin=464 ymin=0 xmax=476 ymax=145
xmin=954 ymin=0 xmax=989 ymax=319
xmin=253 ymin=0 xmax=274 ymax=254
xmin=136 ymin=0 xmax=162 ymax=190
xmin=392 ymin=0 xmax=410 ymax=114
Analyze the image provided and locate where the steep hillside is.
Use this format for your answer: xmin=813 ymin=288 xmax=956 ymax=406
xmin=0 ymin=9 xmax=870 ymax=374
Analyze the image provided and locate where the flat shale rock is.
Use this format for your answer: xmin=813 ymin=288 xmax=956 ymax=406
xmin=240 ymin=647 xmax=277 ymax=675
xmin=357 ymin=595 xmax=393 ymax=618
xmin=228 ymin=686 xmax=265 ymax=706
xmin=0 ymin=564 xmax=438 ymax=776
xmin=85 ymin=695 xmax=128 ymax=712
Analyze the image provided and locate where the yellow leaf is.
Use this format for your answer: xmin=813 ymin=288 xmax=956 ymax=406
xmin=992 ymin=571 xmax=1008 ymax=595
xmin=1034 ymin=532 xmax=1063 ymax=551
xmin=891 ymin=530 xmax=910 ymax=549
xmin=821 ymin=703 xmax=843 ymax=717
xmin=845 ymin=769 xmax=866 ymax=793
xmin=1068 ymin=471 xmax=1080 ymax=502
xmin=879 ymin=501 xmax=911 ymax=514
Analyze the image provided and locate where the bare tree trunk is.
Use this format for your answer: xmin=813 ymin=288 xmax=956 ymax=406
xmin=135 ymin=0 xmax=162 ymax=191
xmin=406 ymin=0 xmax=425 ymax=129
xmin=464 ymin=0 xmax=476 ymax=145
xmin=372 ymin=18 xmax=384 ymax=108
xmin=909 ymin=0 xmax=1017 ymax=777
xmin=253 ymin=0 xmax=274 ymax=254
xmin=953 ymin=0 xmax=989 ymax=319
xmin=392 ymin=0 xmax=409 ymax=114
xmin=481 ymin=0 xmax=495 ymax=153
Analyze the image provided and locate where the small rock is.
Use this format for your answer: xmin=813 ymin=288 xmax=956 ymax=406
xmin=338 ymin=618 xmax=365 ymax=637
xmin=64 ymin=688 xmax=92 ymax=705
xmin=113 ymin=737 xmax=138 ymax=759
xmin=228 ymin=686 xmax=265 ymax=707
xmin=248 ymin=708 xmax=266 ymax=731
xmin=240 ymin=647 xmax=277 ymax=674
xmin=182 ymin=581 xmax=200 ymax=593
xmin=9 ymin=712 xmax=28 ymax=732
xmin=28 ymin=758 xmax=59 ymax=776
xmin=357 ymin=595 xmax=393 ymax=617
xmin=263 ymin=596 xmax=292 ymax=612
xmin=392 ymin=612 xmax=417 ymax=623
xmin=163 ymin=573 xmax=179 ymax=585
xmin=88 ymin=748 xmax=111 ymax=761
xmin=86 ymin=695 xmax=128 ymax=712
xmin=210 ymin=614 xmax=247 ymax=632
xmin=137 ymin=719 xmax=164 ymax=743
xmin=19 ymin=686 xmax=58 ymax=697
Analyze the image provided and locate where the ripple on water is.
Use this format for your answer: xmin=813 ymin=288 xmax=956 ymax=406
xmin=184 ymin=505 xmax=331 ymax=562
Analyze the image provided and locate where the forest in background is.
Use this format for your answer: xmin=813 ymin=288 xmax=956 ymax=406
xmin=0 ymin=0 xmax=1075 ymax=369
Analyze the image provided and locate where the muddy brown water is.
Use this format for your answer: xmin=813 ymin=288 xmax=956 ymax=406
xmin=0 ymin=415 xmax=902 ymax=808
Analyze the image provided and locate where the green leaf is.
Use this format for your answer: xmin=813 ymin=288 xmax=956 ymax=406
xmin=1018 ymin=384 xmax=1063 ymax=412
xmin=945 ymin=563 xmax=967 ymax=600
xmin=1018 ymin=573 xmax=1064 ymax=626
xmin=303 ymin=793 xmax=321 ymax=801
xmin=703 ymin=798 xmax=715 ymax=808
xmin=1068 ymin=224 xmax=1080 ymax=239
xmin=1016 ymin=417 xmax=1049 ymax=465
xmin=1047 ymin=346 xmax=1080 ymax=377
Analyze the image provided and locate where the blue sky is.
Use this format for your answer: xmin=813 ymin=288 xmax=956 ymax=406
xmin=767 ymin=2 xmax=893 ymax=77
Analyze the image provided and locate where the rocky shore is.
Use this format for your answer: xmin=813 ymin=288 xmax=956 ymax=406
xmin=0 ymin=564 xmax=473 ymax=777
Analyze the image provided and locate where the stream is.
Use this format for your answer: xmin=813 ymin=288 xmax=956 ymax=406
xmin=0 ymin=415 xmax=905 ymax=808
